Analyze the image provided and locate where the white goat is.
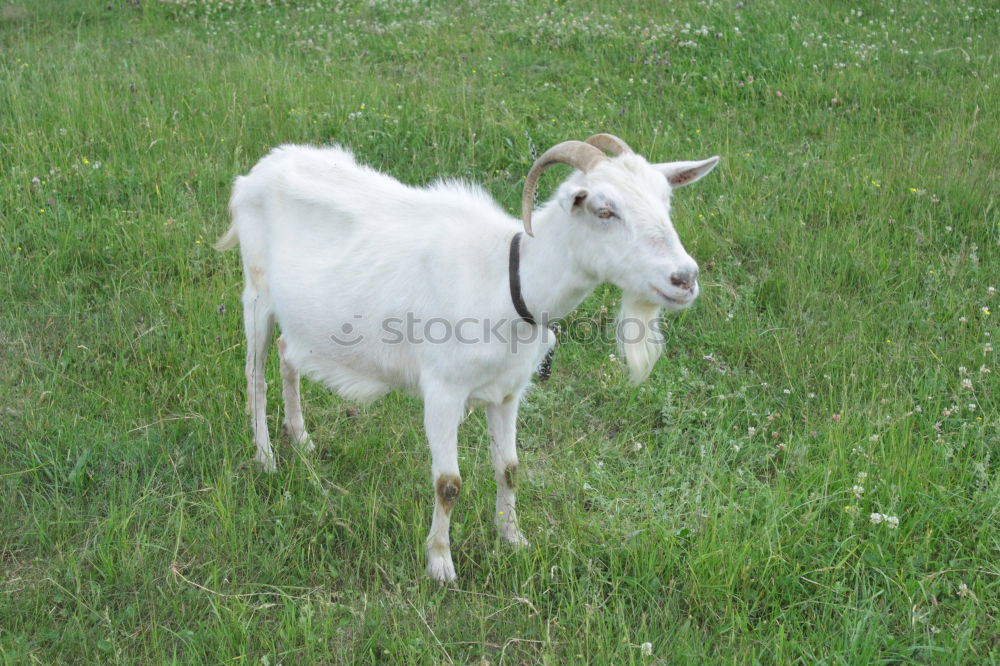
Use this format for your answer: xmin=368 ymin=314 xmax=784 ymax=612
xmin=216 ymin=134 xmax=719 ymax=582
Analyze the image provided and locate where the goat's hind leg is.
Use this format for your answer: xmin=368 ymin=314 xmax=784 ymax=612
xmin=243 ymin=286 xmax=276 ymax=471
xmin=277 ymin=335 xmax=314 ymax=452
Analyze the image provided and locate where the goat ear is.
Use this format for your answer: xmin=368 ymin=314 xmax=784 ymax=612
xmin=655 ymin=156 xmax=720 ymax=188
xmin=557 ymin=185 xmax=589 ymax=213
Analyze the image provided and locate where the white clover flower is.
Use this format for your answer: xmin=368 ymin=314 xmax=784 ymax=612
xmin=640 ymin=642 xmax=653 ymax=657
xmin=870 ymin=512 xmax=898 ymax=528
xmin=852 ymin=484 xmax=865 ymax=499
xmin=962 ymin=378 xmax=973 ymax=390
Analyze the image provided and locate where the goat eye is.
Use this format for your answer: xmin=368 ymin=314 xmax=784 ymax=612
xmin=596 ymin=209 xmax=617 ymax=219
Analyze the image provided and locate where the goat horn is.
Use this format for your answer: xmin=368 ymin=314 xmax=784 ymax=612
xmin=521 ymin=140 xmax=607 ymax=237
xmin=585 ymin=133 xmax=634 ymax=156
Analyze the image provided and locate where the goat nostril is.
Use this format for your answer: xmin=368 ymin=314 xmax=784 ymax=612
xmin=670 ymin=271 xmax=693 ymax=290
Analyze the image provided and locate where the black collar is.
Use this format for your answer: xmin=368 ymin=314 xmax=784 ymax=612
xmin=508 ymin=232 xmax=537 ymax=325
xmin=509 ymin=231 xmax=556 ymax=380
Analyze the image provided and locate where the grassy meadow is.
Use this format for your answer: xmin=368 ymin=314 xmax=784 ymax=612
xmin=1 ymin=0 xmax=998 ymax=662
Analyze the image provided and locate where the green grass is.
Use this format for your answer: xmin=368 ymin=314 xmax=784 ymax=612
xmin=1 ymin=0 xmax=997 ymax=662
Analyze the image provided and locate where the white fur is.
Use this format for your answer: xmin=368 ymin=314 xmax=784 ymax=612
xmin=217 ymin=142 xmax=718 ymax=581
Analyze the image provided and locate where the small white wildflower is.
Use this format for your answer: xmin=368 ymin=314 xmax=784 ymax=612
xmin=959 ymin=316 xmax=968 ymax=323
xmin=885 ymin=515 xmax=899 ymax=529
xmin=988 ymin=286 xmax=996 ymax=296
xmin=852 ymin=484 xmax=865 ymax=499
xmin=962 ymin=378 xmax=973 ymax=390
xmin=633 ymin=441 xmax=643 ymax=452
xmin=958 ymin=366 xmax=968 ymax=374
xmin=958 ymin=582 xmax=970 ymax=598
xmin=967 ymin=403 xmax=976 ymax=411
xmin=985 ymin=343 xmax=993 ymax=353
xmin=856 ymin=472 xmax=868 ymax=482
xmin=979 ymin=365 xmax=991 ymax=374
xmin=870 ymin=512 xmax=884 ymax=525
xmin=747 ymin=426 xmax=757 ymax=436
xmin=869 ymin=434 xmax=879 ymax=442
xmin=640 ymin=642 xmax=653 ymax=657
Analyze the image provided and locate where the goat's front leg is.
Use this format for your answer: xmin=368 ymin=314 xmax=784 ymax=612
xmin=487 ymin=396 xmax=528 ymax=547
xmin=422 ymin=387 xmax=466 ymax=583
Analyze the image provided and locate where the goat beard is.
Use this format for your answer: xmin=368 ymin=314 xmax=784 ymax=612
xmin=617 ymin=292 xmax=664 ymax=384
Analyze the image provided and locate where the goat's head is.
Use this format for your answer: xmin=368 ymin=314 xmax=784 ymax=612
xmin=522 ymin=134 xmax=719 ymax=382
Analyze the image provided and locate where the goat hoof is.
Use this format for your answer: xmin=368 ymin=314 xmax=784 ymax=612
xmin=500 ymin=527 xmax=529 ymax=548
xmin=426 ymin=554 xmax=457 ymax=583
xmin=282 ymin=425 xmax=315 ymax=452
xmin=255 ymin=450 xmax=277 ymax=473
xmin=296 ymin=433 xmax=315 ymax=453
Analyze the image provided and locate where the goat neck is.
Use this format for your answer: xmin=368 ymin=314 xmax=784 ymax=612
xmin=513 ymin=202 xmax=597 ymax=324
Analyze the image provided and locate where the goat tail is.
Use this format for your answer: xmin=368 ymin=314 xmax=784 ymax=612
xmin=213 ymin=224 xmax=240 ymax=252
